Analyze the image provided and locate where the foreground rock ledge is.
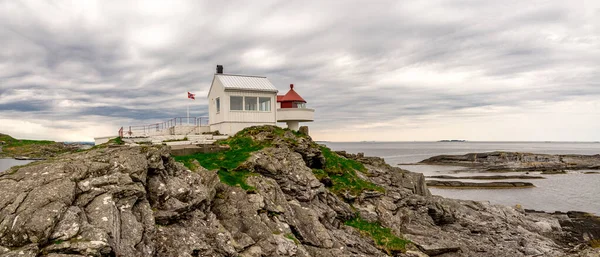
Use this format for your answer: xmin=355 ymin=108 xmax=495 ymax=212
xmin=0 ymin=133 xmax=598 ymax=256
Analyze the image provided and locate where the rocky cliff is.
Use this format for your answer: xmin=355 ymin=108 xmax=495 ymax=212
xmin=0 ymin=126 xmax=598 ymax=257
xmin=420 ymin=151 xmax=600 ymax=172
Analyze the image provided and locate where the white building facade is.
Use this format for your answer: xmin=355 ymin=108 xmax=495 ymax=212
xmin=207 ymin=72 xmax=278 ymax=135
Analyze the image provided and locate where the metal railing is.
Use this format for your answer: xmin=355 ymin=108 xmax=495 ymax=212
xmin=120 ymin=116 xmax=209 ymax=137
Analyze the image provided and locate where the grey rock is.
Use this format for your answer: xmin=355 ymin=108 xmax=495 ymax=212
xmin=0 ymin=127 xmax=597 ymax=257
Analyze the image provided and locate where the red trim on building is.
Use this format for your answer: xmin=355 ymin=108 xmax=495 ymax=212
xmin=277 ymin=84 xmax=306 ymax=103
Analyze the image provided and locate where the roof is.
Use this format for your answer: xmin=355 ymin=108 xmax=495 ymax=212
xmin=277 ymin=95 xmax=284 ymax=102
xmin=278 ymin=84 xmax=306 ymax=102
xmin=215 ymin=74 xmax=278 ymax=92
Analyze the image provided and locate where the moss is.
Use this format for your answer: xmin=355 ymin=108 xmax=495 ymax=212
xmin=320 ymin=146 xmax=366 ymax=174
xmin=590 ymin=239 xmax=600 ymax=248
xmin=162 ymin=137 xmax=188 ymax=142
xmin=175 ymin=136 xmax=267 ymax=171
xmin=108 ymin=137 xmax=124 ymax=145
xmin=345 ymin=216 xmax=409 ymax=254
xmin=314 ymin=146 xmax=384 ymax=197
xmin=173 ymin=127 xmax=275 ymax=191
xmin=217 ymin=168 xmax=256 ymax=191
xmin=284 ymin=233 xmax=300 ymax=245
xmin=52 ymin=239 xmax=64 ymax=245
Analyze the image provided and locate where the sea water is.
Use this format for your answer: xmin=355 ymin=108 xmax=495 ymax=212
xmin=323 ymin=141 xmax=600 ymax=215
xmin=0 ymin=159 xmax=33 ymax=172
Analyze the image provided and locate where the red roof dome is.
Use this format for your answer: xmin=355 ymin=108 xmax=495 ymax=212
xmin=277 ymin=84 xmax=306 ymax=103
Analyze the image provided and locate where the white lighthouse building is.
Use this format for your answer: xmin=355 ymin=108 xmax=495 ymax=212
xmin=207 ymin=65 xmax=314 ymax=135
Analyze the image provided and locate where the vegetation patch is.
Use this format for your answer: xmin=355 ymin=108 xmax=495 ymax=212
xmin=174 ymin=126 xmax=281 ymax=190
xmin=320 ymin=146 xmax=366 ymax=174
xmin=88 ymin=137 xmax=124 ymax=150
xmin=0 ymin=133 xmax=72 ymax=158
xmin=162 ymin=137 xmax=188 ymax=143
xmin=108 ymin=137 xmax=124 ymax=145
xmin=284 ymin=233 xmax=300 ymax=245
xmin=175 ymin=136 xmax=268 ymax=171
xmin=345 ymin=216 xmax=409 ymax=254
xmin=217 ymin=168 xmax=255 ymax=191
xmin=314 ymin=146 xmax=384 ymax=196
xmin=590 ymin=239 xmax=600 ymax=248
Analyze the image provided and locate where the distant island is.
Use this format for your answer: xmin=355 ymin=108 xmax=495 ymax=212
xmin=0 ymin=133 xmax=87 ymax=159
xmin=438 ymin=139 xmax=467 ymax=142
xmin=421 ymin=151 xmax=600 ymax=172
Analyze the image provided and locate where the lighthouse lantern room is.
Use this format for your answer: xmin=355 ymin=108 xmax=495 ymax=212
xmin=276 ymin=84 xmax=314 ymax=131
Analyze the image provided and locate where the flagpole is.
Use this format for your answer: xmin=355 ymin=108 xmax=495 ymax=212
xmin=187 ymin=98 xmax=190 ymax=125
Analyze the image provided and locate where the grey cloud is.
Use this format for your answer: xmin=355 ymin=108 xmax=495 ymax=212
xmin=0 ymin=0 xmax=599 ymax=140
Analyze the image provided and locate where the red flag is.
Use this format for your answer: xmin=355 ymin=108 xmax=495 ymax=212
xmin=187 ymin=92 xmax=195 ymax=100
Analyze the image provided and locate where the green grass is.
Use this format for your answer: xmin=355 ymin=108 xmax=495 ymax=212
xmin=217 ymin=168 xmax=255 ymax=191
xmin=284 ymin=233 xmax=300 ymax=245
xmin=321 ymin=146 xmax=366 ymax=174
xmin=345 ymin=216 xmax=409 ymax=254
xmin=108 ymin=137 xmax=124 ymax=145
xmin=173 ymin=127 xmax=275 ymax=190
xmin=315 ymin=146 xmax=384 ymax=197
xmin=175 ymin=136 xmax=268 ymax=171
xmin=0 ymin=133 xmax=71 ymax=158
xmin=0 ymin=134 xmax=55 ymax=147
xmin=162 ymin=137 xmax=188 ymax=142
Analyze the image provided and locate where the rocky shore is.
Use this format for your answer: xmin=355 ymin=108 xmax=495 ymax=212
xmin=420 ymin=151 xmax=600 ymax=172
xmin=0 ymin=127 xmax=598 ymax=256
xmin=426 ymin=180 xmax=535 ymax=189
xmin=427 ymin=175 xmax=545 ymax=180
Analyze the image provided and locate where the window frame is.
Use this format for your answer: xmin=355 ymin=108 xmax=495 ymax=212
xmin=230 ymin=96 xmax=243 ymax=111
xmin=215 ymin=97 xmax=220 ymax=113
xmin=244 ymin=96 xmax=258 ymax=111
xmin=259 ymin=97 xmax=271 ymax=112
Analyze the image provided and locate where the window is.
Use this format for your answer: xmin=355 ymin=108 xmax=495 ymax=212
xmin=245 ymin=96 xmax=257 ymax=111
xmin=259 ymin=97 xmax=271 ymax=111
xmin=215 ymin=97 xmax=220 ymax=112
xmin=230 ymin=96 xmax=243 ymax=110
xmin=293 ymin=102 xmax=306 ymax=108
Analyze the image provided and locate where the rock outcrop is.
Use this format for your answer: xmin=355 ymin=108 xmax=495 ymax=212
xmin=426 ymin=180 xmax=535 ymax=188
xmin=420 ymin=151 xmax=600 ymax=172
xmin=0 ymin=128 xmax=599 ymax=256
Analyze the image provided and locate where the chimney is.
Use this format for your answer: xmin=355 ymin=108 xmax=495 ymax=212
xmin=290 ymin=84 xmax=294 ymax=89
xmin=216 ymin=65 xmax=223 ymax=74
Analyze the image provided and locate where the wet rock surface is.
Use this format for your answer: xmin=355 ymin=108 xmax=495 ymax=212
xmin=426 ymin=180 xmax=535 ymax=188
xmin=420 ymin=151 xmax=600 ymax=172
xmin=427 ymin=175 xmax=545 ymax=180
xmin=0 ymin=129 xmax=598 ymax=256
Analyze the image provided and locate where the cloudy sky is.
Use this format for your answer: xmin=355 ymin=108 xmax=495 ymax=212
xmin=1 ymin=0 xmax=599 ymax=142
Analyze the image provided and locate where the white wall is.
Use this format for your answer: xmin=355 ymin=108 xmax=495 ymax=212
xmin=207 ymin=76 xmax=279 ymax=135
xmin=207 ymin=78 xmax=226 ymax=125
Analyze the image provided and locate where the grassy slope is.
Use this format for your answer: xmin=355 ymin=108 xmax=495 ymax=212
xmin=313 ymin=146 xmax=384 ymax=196
xmin=0 ymin=133 xmax=64 ymax=158
xmin=174 ymin=127 xmax=273 ymax=191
